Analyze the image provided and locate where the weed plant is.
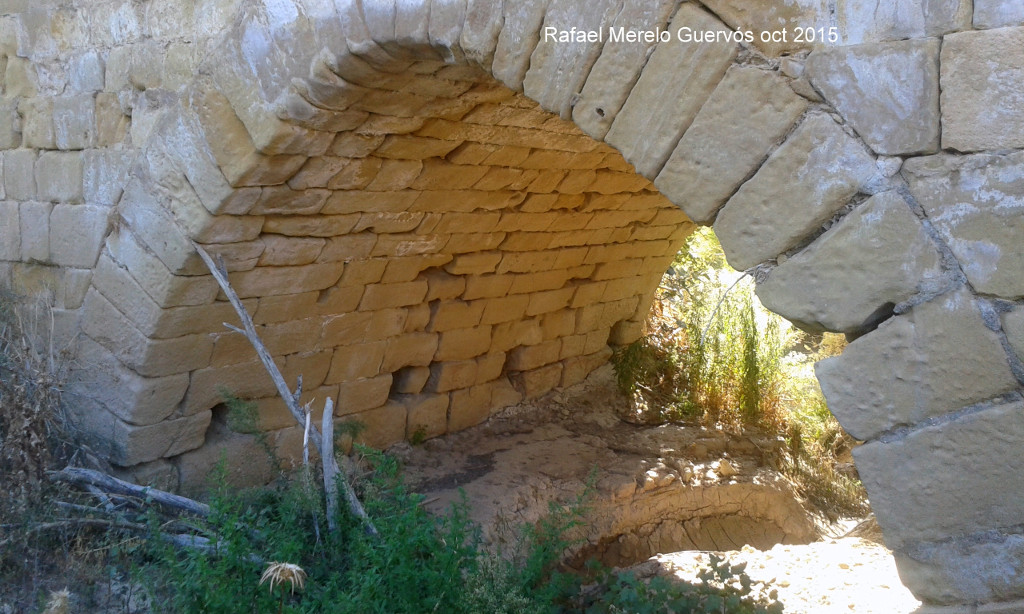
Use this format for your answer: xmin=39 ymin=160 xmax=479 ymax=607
xmin=137 ymin=447 xmax=783 ymax=613
xmin=612 ymin=227 xmax=868 ymax=517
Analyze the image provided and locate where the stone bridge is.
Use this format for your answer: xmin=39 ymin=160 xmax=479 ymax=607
xmin=1 ymin=0 xmax=1023 ymax=607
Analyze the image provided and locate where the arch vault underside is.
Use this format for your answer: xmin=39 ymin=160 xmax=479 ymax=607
xmin=1 ymin=0 xmax=1024 ymax=606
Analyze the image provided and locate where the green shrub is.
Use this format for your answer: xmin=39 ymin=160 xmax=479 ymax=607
xmin=612 ymin=227 xmax=867 ymax=517
xmin=137 ymin=449 xmax=786 ymax=614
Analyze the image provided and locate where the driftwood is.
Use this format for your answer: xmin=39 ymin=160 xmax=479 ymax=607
xmin=50 ymin=467 xmax=210 ymax=517
xmin=192 ymin=242 xmax=376 ymax=535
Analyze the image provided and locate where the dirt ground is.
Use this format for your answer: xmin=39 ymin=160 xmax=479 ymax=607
xmin=396 ymin=365 xmax=922 ymax=613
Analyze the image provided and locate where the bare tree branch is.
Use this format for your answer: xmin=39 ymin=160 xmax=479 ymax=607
xmin=192 ymin=242 xmax=376 ymax=535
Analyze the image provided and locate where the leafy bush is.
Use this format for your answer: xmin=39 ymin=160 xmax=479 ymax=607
xmin=612 ymin=227 xmax=867 ymax=517
xmin=613 ymin=227 xmax=787 ymax=431
xmin=138 ymin=447 xmax=785 ymax=614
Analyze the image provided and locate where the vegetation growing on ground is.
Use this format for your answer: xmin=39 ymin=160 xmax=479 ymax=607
xmin=612 ymin=227 xmax=869 ymax=518
xmin=1 ymin=287 xmax=784 ymax=612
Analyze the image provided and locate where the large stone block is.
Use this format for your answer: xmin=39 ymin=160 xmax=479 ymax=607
xmin=757 ymin=191 xmax=945 ymax=334
xmin=81 ymin=289 xmax=215 ymax=378
xmin=854 ymin=397 xmax=1024 ymax=551
xmin=571 ymin=0 xmax=679 ymax=139
xmin=49 ymin=204 xmax=111 ymax=267
xmin=522 ymin=0 xmax=621 ymax=119
xmin=67 ymin=395 xmax=210 ymax=467
xmin=904 ymin=151 xmax=1024 ymax=299
xmin=817 ymin=290 xmax=1018 ymax=440
xmin=894 ymin=529 xmax=1024 ymax=605
xmin=940 ymin=26 xmax=1024 ymax=151
xmin=36 ymin=151 xmax=84 ymax=203
xmin=654 ymin=66 xmax=807 ymax=223
xmin=68 ymin=336 xmax=188 ymax=427
xmin=806 ymin=38 xmax=940 ymax=155
xmin=974 ymin=0 xmax=1024 ymax=28
xmin=4 ymin=150 xmax=35 ymax=201
xmin=53 ymin=94 xmax=95 ymax=150
xmin=605 ymin=4 xmax=737 ymax=179
xmin=175 ymin=421 xmax=278 ymax=496
xmin=835 ymin=0 xmax=971 ymax=43
xmin=106 ymin=229 xmax=220 ymax=308
xmin=18 ymin=201 xmax=49 ymax=263
xmin=714 ymin=112 xmax=877 ymax=270
xmin=0 ymin=201 xmax=18 ymax=261
xmin=491 ymin=0 xmax=550 ymax=91
xmin=1003 ymin=306 xmax=1024 ymax=363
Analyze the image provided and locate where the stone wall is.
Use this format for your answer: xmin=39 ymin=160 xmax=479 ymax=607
xmin=0 ymin=0 xmax=1022 ymax=608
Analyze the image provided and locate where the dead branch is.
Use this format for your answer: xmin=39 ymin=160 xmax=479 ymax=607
xmin=49 ymin=467 xmax=209 ymax=517
xmin=192 ymin=242 xmax=376 ymax=535
xmin=322 ymin=397 xmax=338 ymax=533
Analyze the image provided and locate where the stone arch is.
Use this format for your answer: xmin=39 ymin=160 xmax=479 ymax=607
xmin=1 ymin=0 xmax=1023 ymax=607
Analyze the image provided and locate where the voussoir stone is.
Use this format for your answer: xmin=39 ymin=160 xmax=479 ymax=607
xmin=816 ymin=289 xmax=1019 ymax=441
xmin=853 ymin=397 xmax=1024 ymax=552
xmin=940 ymin=26 xmax=1024 ymax=152
xmin=805 ymin=38 xmax=940 ymax=155
xmin=522 ymin=0 xmax=622 ymax=119
xmin=655 ymin=65 xmax=807 ymax=223
xmin=898 ymin=535 xmax=1024 ymax=606
xmin=904 ymin=151 xmax=1024 ymax=298
xmin=757 ymin=191 xmax=945 ymax=334
xmin=714 ymin=112 xmax=877 ymax=270
xmin=571 ymin=0 xmax=679 ymax=140
xmin=605 ymin=3 xmax=737 ymax=179
xmin=974 ymin=0 xmax=1024 ymax=29
xmin=1003 ymin=306 xmax=1024 ymax=364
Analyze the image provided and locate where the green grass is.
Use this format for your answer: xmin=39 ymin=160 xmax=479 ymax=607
xmin=612 ymin=227 xmax=868 ymax=518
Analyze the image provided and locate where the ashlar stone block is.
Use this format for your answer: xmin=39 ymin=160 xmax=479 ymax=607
xmin=854 ymin=397 xmax=1024 ymax=550
xmin=1003 ymin=306 xmax=1024 ymax=364
xmin=654 ymin=66 xmax=807 ymax=223
xmin=816 ymin=289 xmax=1018 ymax=441
xmin=757 ymin=191 xmax=945 ymax=334
xmin=571 ymin=0 xmax=679 ymax=139
xmin=68 ymin=336 xmax=188 ymax=427
xmin=49 ymin=204 xmax=111 ymax=267
xmin=491 ymin=0 xmax=550 ymax=91
xmin=806 ymin=38 xmax=940 ymax=156
xmin=974 ymin=0 xmax=1024 ymax=27
xmin=904 ymin=151 xmax=1024 ymax=298
xmin=36 ymin=151 xmax=84 ymax=203
xmin=0 ymin=201 xmax=20 ymax=261
xmin=605 ymin=4 xmax=737 ymax=179
xmin=941 ymin=26 xmax=1024 ymax=152
xmin=714 ymin=112 xmax=877 ymax=270
xmin=522 ymin=0 xmax=622 ymax=119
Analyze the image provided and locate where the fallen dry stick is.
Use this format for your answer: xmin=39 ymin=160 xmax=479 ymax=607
xmin=192 ymin=242 xmax=376 ymax=535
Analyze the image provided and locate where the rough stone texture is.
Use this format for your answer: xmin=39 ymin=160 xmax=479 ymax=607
xmin=654 ymin=66 xmax=807 ymax=223
xmin=817 ymin=290 xmax=1019 ymax=441
xmin=806 ymin=39 xmax=940 ymax=155
xmin=835 ymin=0 xmax=973 ymax=43
xmin=940 ymin=26 xmax=1024 ymax=152
xmin=896 ymin=531 xmax=1024 ymax=605
xmin=757 ymin=191 xmax=945 ymax=334
xmin=855 ymin=397 xmax=1024 ymax=602
xmin=714 ymin=112 xmax=878 ymax=270
xmin=571 ymin=0 xmax=679 ymax=140
xmin=3 ymin=2 xmax=1024 ymax=606
xmin=522 ymin=0 xmax=621 ymax=119
xmin=904 ymin=151 xmax=1024 ymax=298
xmin=973 ymin=1 xmax=1024 ymax=28
xmin=605 ymin=4 xmax=737 ymax=179
xmin=1003 ymin=307 xmax=1024 ymax=363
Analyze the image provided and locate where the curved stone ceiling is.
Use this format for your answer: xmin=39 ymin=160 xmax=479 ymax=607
xmin=0 ymin=0 xmax=1023 ymax=607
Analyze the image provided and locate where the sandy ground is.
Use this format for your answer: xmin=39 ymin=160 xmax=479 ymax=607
xmin=398 ymin=365 xmax=925 ymax=613
xmin=642 ymin=537 xmax=921 ymax=613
